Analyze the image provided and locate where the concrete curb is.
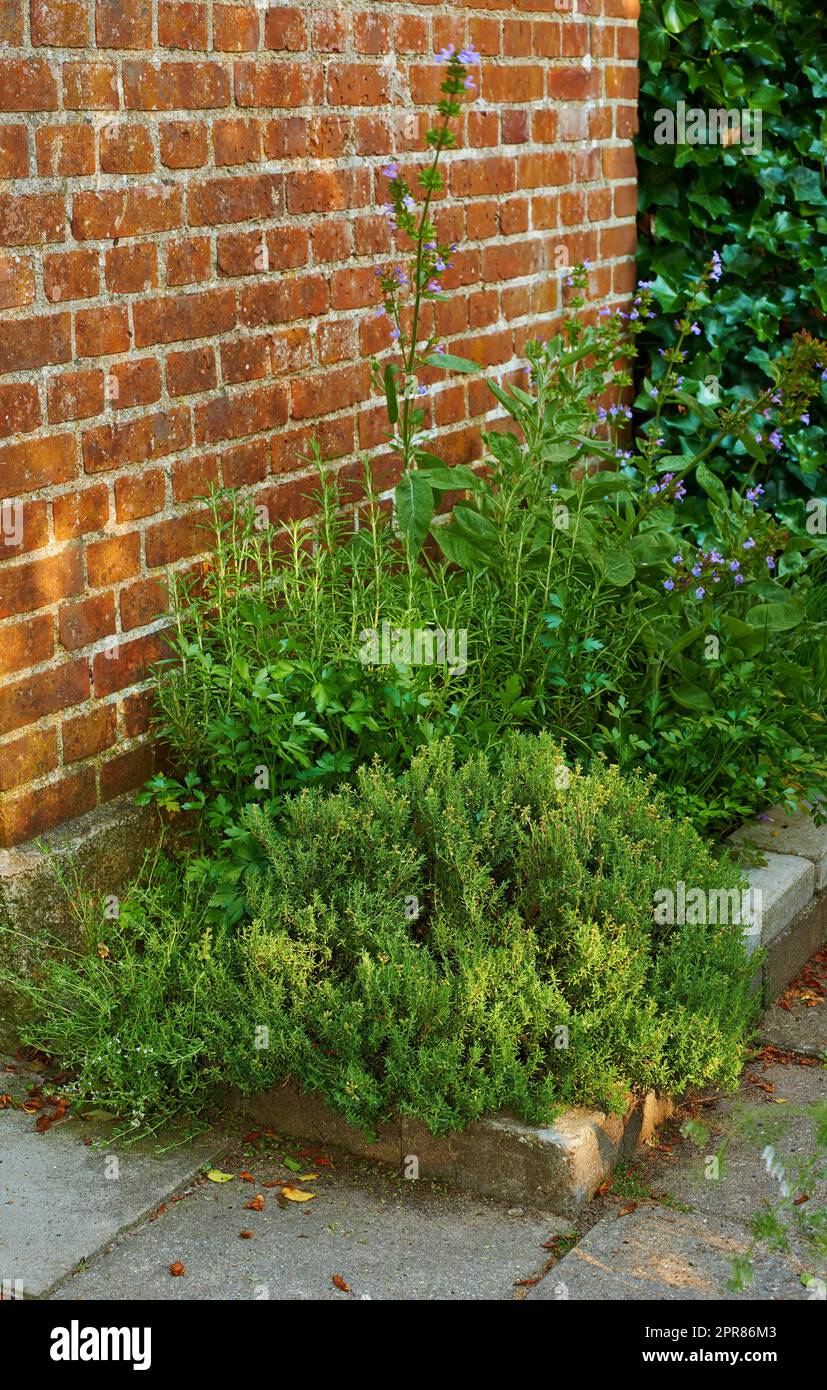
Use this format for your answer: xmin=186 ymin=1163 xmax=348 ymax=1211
xmin=233 ymin=1082 xmax=674 ymax=1221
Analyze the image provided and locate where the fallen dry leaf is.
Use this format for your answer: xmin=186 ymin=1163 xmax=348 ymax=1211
xmin=169 ymin=1262 xmax=185 ymax=1277
xmin=282 ymin=1187 xmax=315 ymax=1202
xmin=332 ymin=1274 xmax=350 ymax=1292
xmin=619 ymin=1201 xmax=638 ymax=1217
xmin=206 ymin=1169 xmax=235 ymax=1183
xmin=244 ymin=1194 xmax=265 ymax=1212
xmin=239 ymin=1230 xmax=254 ymax=1239
xmin=241 ymin=1131 xmax=260 ymax=1143
xmin=513 ymin=1275 xmax=541 ymax=1287
xmin=238 ymin=1171 xmax=255 ymax=1183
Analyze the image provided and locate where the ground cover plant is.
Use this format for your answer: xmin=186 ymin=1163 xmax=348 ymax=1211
xmin=3 ymin=735 xmax=757 ymax=1139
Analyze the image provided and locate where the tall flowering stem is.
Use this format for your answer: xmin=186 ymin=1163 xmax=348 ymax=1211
xmin=371 ymin=45 xmax=482 ymax=559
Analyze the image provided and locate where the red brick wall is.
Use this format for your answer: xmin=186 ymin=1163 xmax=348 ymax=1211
xmin=0 ymin=0 xmax=639 ymax=847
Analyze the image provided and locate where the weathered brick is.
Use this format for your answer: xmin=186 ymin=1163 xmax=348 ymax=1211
xmin=188 ymin=173 xmax=281 ymax=226
xmin=213 ymin=4 xmax=259 ymax=51
xmin=0 ymin=192 xmax=64 ymax=246
xmin=36 ymin=123 xmax=95 ymax=176
xmin=53 ymin=483 xmax=110 ymax=539
xmin=0 ymin=547 xmax=83 ymax=620
xmin=158 ymin=2 xmax=207 ymax=50
xmin=159 ymin=119 xmax=208 ymax=168
xmin=108 ymin=357 xmax=162 ymax=410
xmin=0 ymin=433 xmax=76 ymax=498
xmin=59 ymin=591 xmax=116 ymax=648
xmin=72 ymin=186 xmax=183 ymax=240
xmin=0 ymin=615 xmax=54 ymax=679
xmin=99 ymin=122 xmax=155 ymax=173
xmin=47 ymin=369 xmax=105 ymax=424
xmin=75 ymin=305 xmax=132 ymax=359
xmin=194 ymin=382 xmax=288 ymax=444
xmin=0 ymin=125 xmax=29 ymax=177
xmin=96 ymin=0 xmax=152 ymax=48
xmin=0 ymin=253 xmax=35 ymax=310
xmin=120 ymin=575 xmax=168 ymax=630
xmin=0 ymin=59 xmax=59 ymax=111
xmin=0 ymin=383 xmax=40 ymax=440
xmin=63 ymin=705 xmax=117 ymax=763
xmin=82 ymin=408 xmax=191 ymax=473
xmin=0 ymin=768 xmax=96 ymax=847
xmin=167 ymin=345 xmax=216 ymax=396
xmin=87 ymin=533 xmax=142 ymax=587
xmin=0 ymin=726 xmax=58 ymax=792
xmin=105 ymin=242 xmax=157 ymax=294
xmin=63 ymin=60 xmax=119 ymax=110
xmin=123 ymin=60 xmax=230 ymax=109
xmin=133 ymin=287 xmax=235 ymax=346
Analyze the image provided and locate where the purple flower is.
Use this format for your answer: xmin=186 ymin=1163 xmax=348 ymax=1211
xmin=390 ymin=326 xmax=401 ymax=341
xmin=765 ymin=555 xmax=776 ymax=570
xmin=734 ymin=574 xmax=744 ymax=585
xmin=690 ymin=322 xmax=701 ymax=336
xmin=663 ymin=578 xmax=675 ymax=591
xmin=745 ymin=485 xmax=764 ymax=502
xmin=769 ymin=429 xmax=783 ymax=451
xmin=435 ymin=257 xmax=447 ymax=272
xmin=709 ymin=250 xmax=723 ymax=282
xmin=427 ymin=279 xmax=441 ymax=292
xmin=650 ymin=388 xmax=659 ymax=399
xmin=801 ymin=412 xmax=810 ymax=424
xmin=459 ymin=45 xmax=482 ymax=65
xmin=729 ymin=560 xmax=740 ymax=572
xmin=743 ymin=537 xmax=756 ymax=550
xmin=417 ymin=384 xmax=427 ymax=396
xmin=638 ymin=278 xmax=655 ymax=289
xmin=672 ymin=553 xmax=682 ymax=565
xmin=435 ymin=45 xmax=455 ymax=64
xmin=822 ymin=368 xmax=827 ymax=381
xmin=382 ymin=163 xmax=399 ymax=179
xmin=694 ymin=587 xmax=705 ymax=600
xmin=402 ymin=195 xmax=416 ymax=213
xmin=463 ymin=76 xmax=476 ymax=90
xmin=691 ymin=564 xmax=702 ymax=577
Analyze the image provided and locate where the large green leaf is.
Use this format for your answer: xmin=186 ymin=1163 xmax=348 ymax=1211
xmin=744 ymin=602 xmax=805 ymax=632
xmin=394 ymin=471 xmax=433 ymax=560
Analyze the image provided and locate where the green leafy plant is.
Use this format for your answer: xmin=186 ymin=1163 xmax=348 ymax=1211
xmin=637 ymin=0 xmax=827 ymax=506
xmin=3 ymin=734 xmax=758 ymax=1140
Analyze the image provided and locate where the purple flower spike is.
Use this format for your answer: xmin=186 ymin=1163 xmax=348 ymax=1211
xmin=435 ymin=44 xmax=455 ymax=64
xmin=459 ymin=45 xmax=482 ymax=65
xmin=382 ymin=163 xmax=399 ymax=179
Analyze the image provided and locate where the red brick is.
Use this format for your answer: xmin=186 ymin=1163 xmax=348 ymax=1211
xmin=82 ymin=408 xmax=191 ymax=473
xmin=59 ymin=590 xmax=116 ymax=647
xmin=239 ymin=273 xmax=327 ymax=328
xmin=234 ymin=61 xmax=321 ymax=108
xmin=194 ymin=382 xmax=288 ymax=445
xmin=0 ymin=768 xmax=96 ymax=847
xmin=53 ymin=484 xmax=109 ymax=539
xmin=0 ymin=434 xmax=76 ymax=498
xmin=144 ymin=509 xmax=210 ymax=567
xmin=99 ymin=122 xmax=154 ymax=173
xmin=0 ymin=383 xmax=40 ymax=439
xmin=548 ymin=66 xmax=599 ymax=102
xmin=166 ymin=345 xmax=216 ymax=396
xmin=95 ymin=0 xmax=152 ymax=48
xmin=0 ymin=498 xmax=49 ymax=558
xmin=166 ymin=234 xmax=211 ymax=285
xmin=0 ymin=253 xmax=35 ymax=311
xmin=87 ymin=533 xmax=142 ymax=588
xmin=120 ymin=688 xmax=154 ymax=738
xmin=112 ymin=470 xmax=166 ymax=524
xmin=105 ymin=242 xmax=157 ymax=294
xmin=0 ymin=59 xmax=59 ymax=111
xmin=0 ymin=0 xmax=23 ymax=43
xmin=63 ymin=706 xmax=117 ymax=763
xmin=354 ymin=11 xmax=390 ymax=54
xmin=75 ymin=306 xmax=131 ymax=359
xmin=264 ymin=6 xmax=305 ymax=50
xmin=220 ymin=438 xmax=267 ymax=487
xmin=311 ymin=10 xmax=348 ymax=52
xmin=72 ymin=187 xmax=183 ymax=240
xmin=92 ymin=632 xmax=165 ymax=697
xmin=213 ymin=4 xmax=259 ymax=51
xmin=172 ymin=455 xmax=218 ymax=502
xmin=159 ymin=120 xmax=208 ymax=168
xmin=213 ymin=117 xmax=261 ymax=166
xmin=286 ymin=167 xmax=369 ymax=215
xmin=0 ymin=726 xmax=57 ymax=792
xmin=133 ymin=288 xmax=235 ymax=346
xmin=331 ymin=265 xmax=381 ymax=311
xmin=35 ymin=123 xmax=95 ymax=176
xmin=100 ymin=743 xmax=155 ymax=801
xmin=31 ymin=0 xmax=87 ymax=45
xmin=291 ymin=364 xmax=369 ymax=421
xmin=158 ymin=2 xmax=207 ymax=50
xmin=0 ymin=125 xmax=29 ymax=178
xmin=43 ymin=250 xmax=98 ymax=305
xmin=0 ymin=192 xmax=64 ymax=246
xmin=47 ymin=369 xmax=105 ymax=424
xmin=123 ymin=60 xmax=230 ymax=110
xmin=63 ymin=61 xmax=119 ymax=110
xmin=0 ymin=615 xmax=53 ymax=679
xmin=216 ymin=225 xmax=307 ymax=276
xmin=120 ymin=575 xmax=169 ymax=631
xmin=327 ymin=63 xmax=389 ymax=106
xmin=0 ymin=547 xmax=83 ymax=620
xmin=188 ymin=173 xmax=281 ymax=226
xmin=108 ymin=358 xmax=162 ymax=410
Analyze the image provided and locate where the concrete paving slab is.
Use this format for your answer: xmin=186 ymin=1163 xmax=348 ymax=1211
xmin=759 ymin=999 xmax=827 ymax=1060
xmin=0 ymin=1062 xmax=227 ymax=1299
xmin=527 ymin=1205 xmax=808 ymax=1301
xmin=49 ymin=1151 xmax=556 ymax=1301
xmin=731 ymin=807 xmax=827 ymax=891
xmin=645 ymin=1063 xmax=826 ymax=1276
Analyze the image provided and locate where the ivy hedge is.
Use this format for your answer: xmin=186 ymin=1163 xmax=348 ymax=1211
xmin=637 ymin=0 xmax=827 ymax=516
